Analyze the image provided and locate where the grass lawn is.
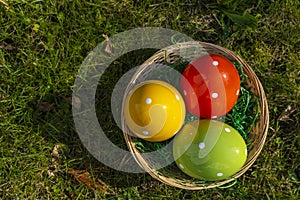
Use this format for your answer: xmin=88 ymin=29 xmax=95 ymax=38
xmin=0 ymin=0 xmax=299 ymax=199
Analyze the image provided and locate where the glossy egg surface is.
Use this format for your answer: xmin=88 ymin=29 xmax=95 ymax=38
xmin=173 ymin=120 xmax=247 ymax=181
xmin=180 ymin=54 xmax=240 ymax=119
xmin=124 ymin=80 xmax=186 ymax=142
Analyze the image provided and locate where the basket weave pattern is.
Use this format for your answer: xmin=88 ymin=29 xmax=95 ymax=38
xmin=121 ymin=41 xmax=269 ymax=189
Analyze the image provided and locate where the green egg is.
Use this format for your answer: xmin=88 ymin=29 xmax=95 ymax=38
xmin=173 ymin=120 xmax=247 ymax=181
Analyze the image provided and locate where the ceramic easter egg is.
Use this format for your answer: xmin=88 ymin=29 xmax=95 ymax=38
xmin=123 ymin=80 xmax=186 ymax=142
xmin=180 ymin=54 xmax=240 ymax=119
xmin=173 ymin=120 xmax=247 ymax=181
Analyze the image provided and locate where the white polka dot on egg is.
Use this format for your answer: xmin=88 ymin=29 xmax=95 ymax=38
xmin=145 ymin=98 xmax=152 ymax=104
xmin=236 ymin=89 xmax=240 ymax=96
xmin=198 ymin=142 xmax=205 ymax=149
xmin=217 ymin=172 xmax=223 ymax=177
xmin=211 ymin=92 xmax=218 ymax=99
xmin=225 ymin=128 xmax=231 ymax=133
xmin=179 ymin=164 xmax=184 ymax=169
xmin=142 ymin=131 xmax=149 ymax=135
xmin=212 ymin=61 xmax=219 ymax=66
xmin=183 ymin=90 xmax=187 ymax=96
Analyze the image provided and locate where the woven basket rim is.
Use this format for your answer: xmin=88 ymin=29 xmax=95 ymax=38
xmin=121 ymin=41 xmax=269 ymax=190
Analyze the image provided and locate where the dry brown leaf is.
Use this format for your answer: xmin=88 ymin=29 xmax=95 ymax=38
xmin=68 ymin=170 xmax=115 ymax=195
xmin=38 ymin=101 xmax=54 ymax=112
xmin=0 ymin=92 xmax=9 ymax=100
xmin=102 ymin=34 xmax=109 ymax=41
xmin=63 ymin=97 xmax=72 ymax=104
xmin=51 ymin=144 xmax=61 ymax=158
xmin=102 ymin=34 xmax=113 ymax=54
xmin=64 ymin=96 xmax=81 ymax=109
xmin=47 ymin=170 xmax=55 ymax=177
xmin=278 ymin=105 xmax=297 ymax=121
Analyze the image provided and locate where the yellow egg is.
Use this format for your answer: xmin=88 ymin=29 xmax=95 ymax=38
xmin=123 ymin=80 xmax=186 ymax=142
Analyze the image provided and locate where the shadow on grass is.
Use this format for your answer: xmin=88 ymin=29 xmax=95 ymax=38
xmin=32 ymin=49 xmax=165 ymax=193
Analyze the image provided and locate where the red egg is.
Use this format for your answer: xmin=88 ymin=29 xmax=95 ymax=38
xmin=180 ymin=54 xmax=240 ymax=119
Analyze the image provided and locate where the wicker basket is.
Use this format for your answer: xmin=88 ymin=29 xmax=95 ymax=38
xmin=121 ymin=41 xmax=269 ymax=189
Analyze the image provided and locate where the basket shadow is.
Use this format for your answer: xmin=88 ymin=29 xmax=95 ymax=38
xmin=32 ymin=48 xmax=164 ymax=192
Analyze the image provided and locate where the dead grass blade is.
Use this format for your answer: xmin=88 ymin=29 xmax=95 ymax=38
xmin=0 ymin=0 xmax=10 ymax=10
